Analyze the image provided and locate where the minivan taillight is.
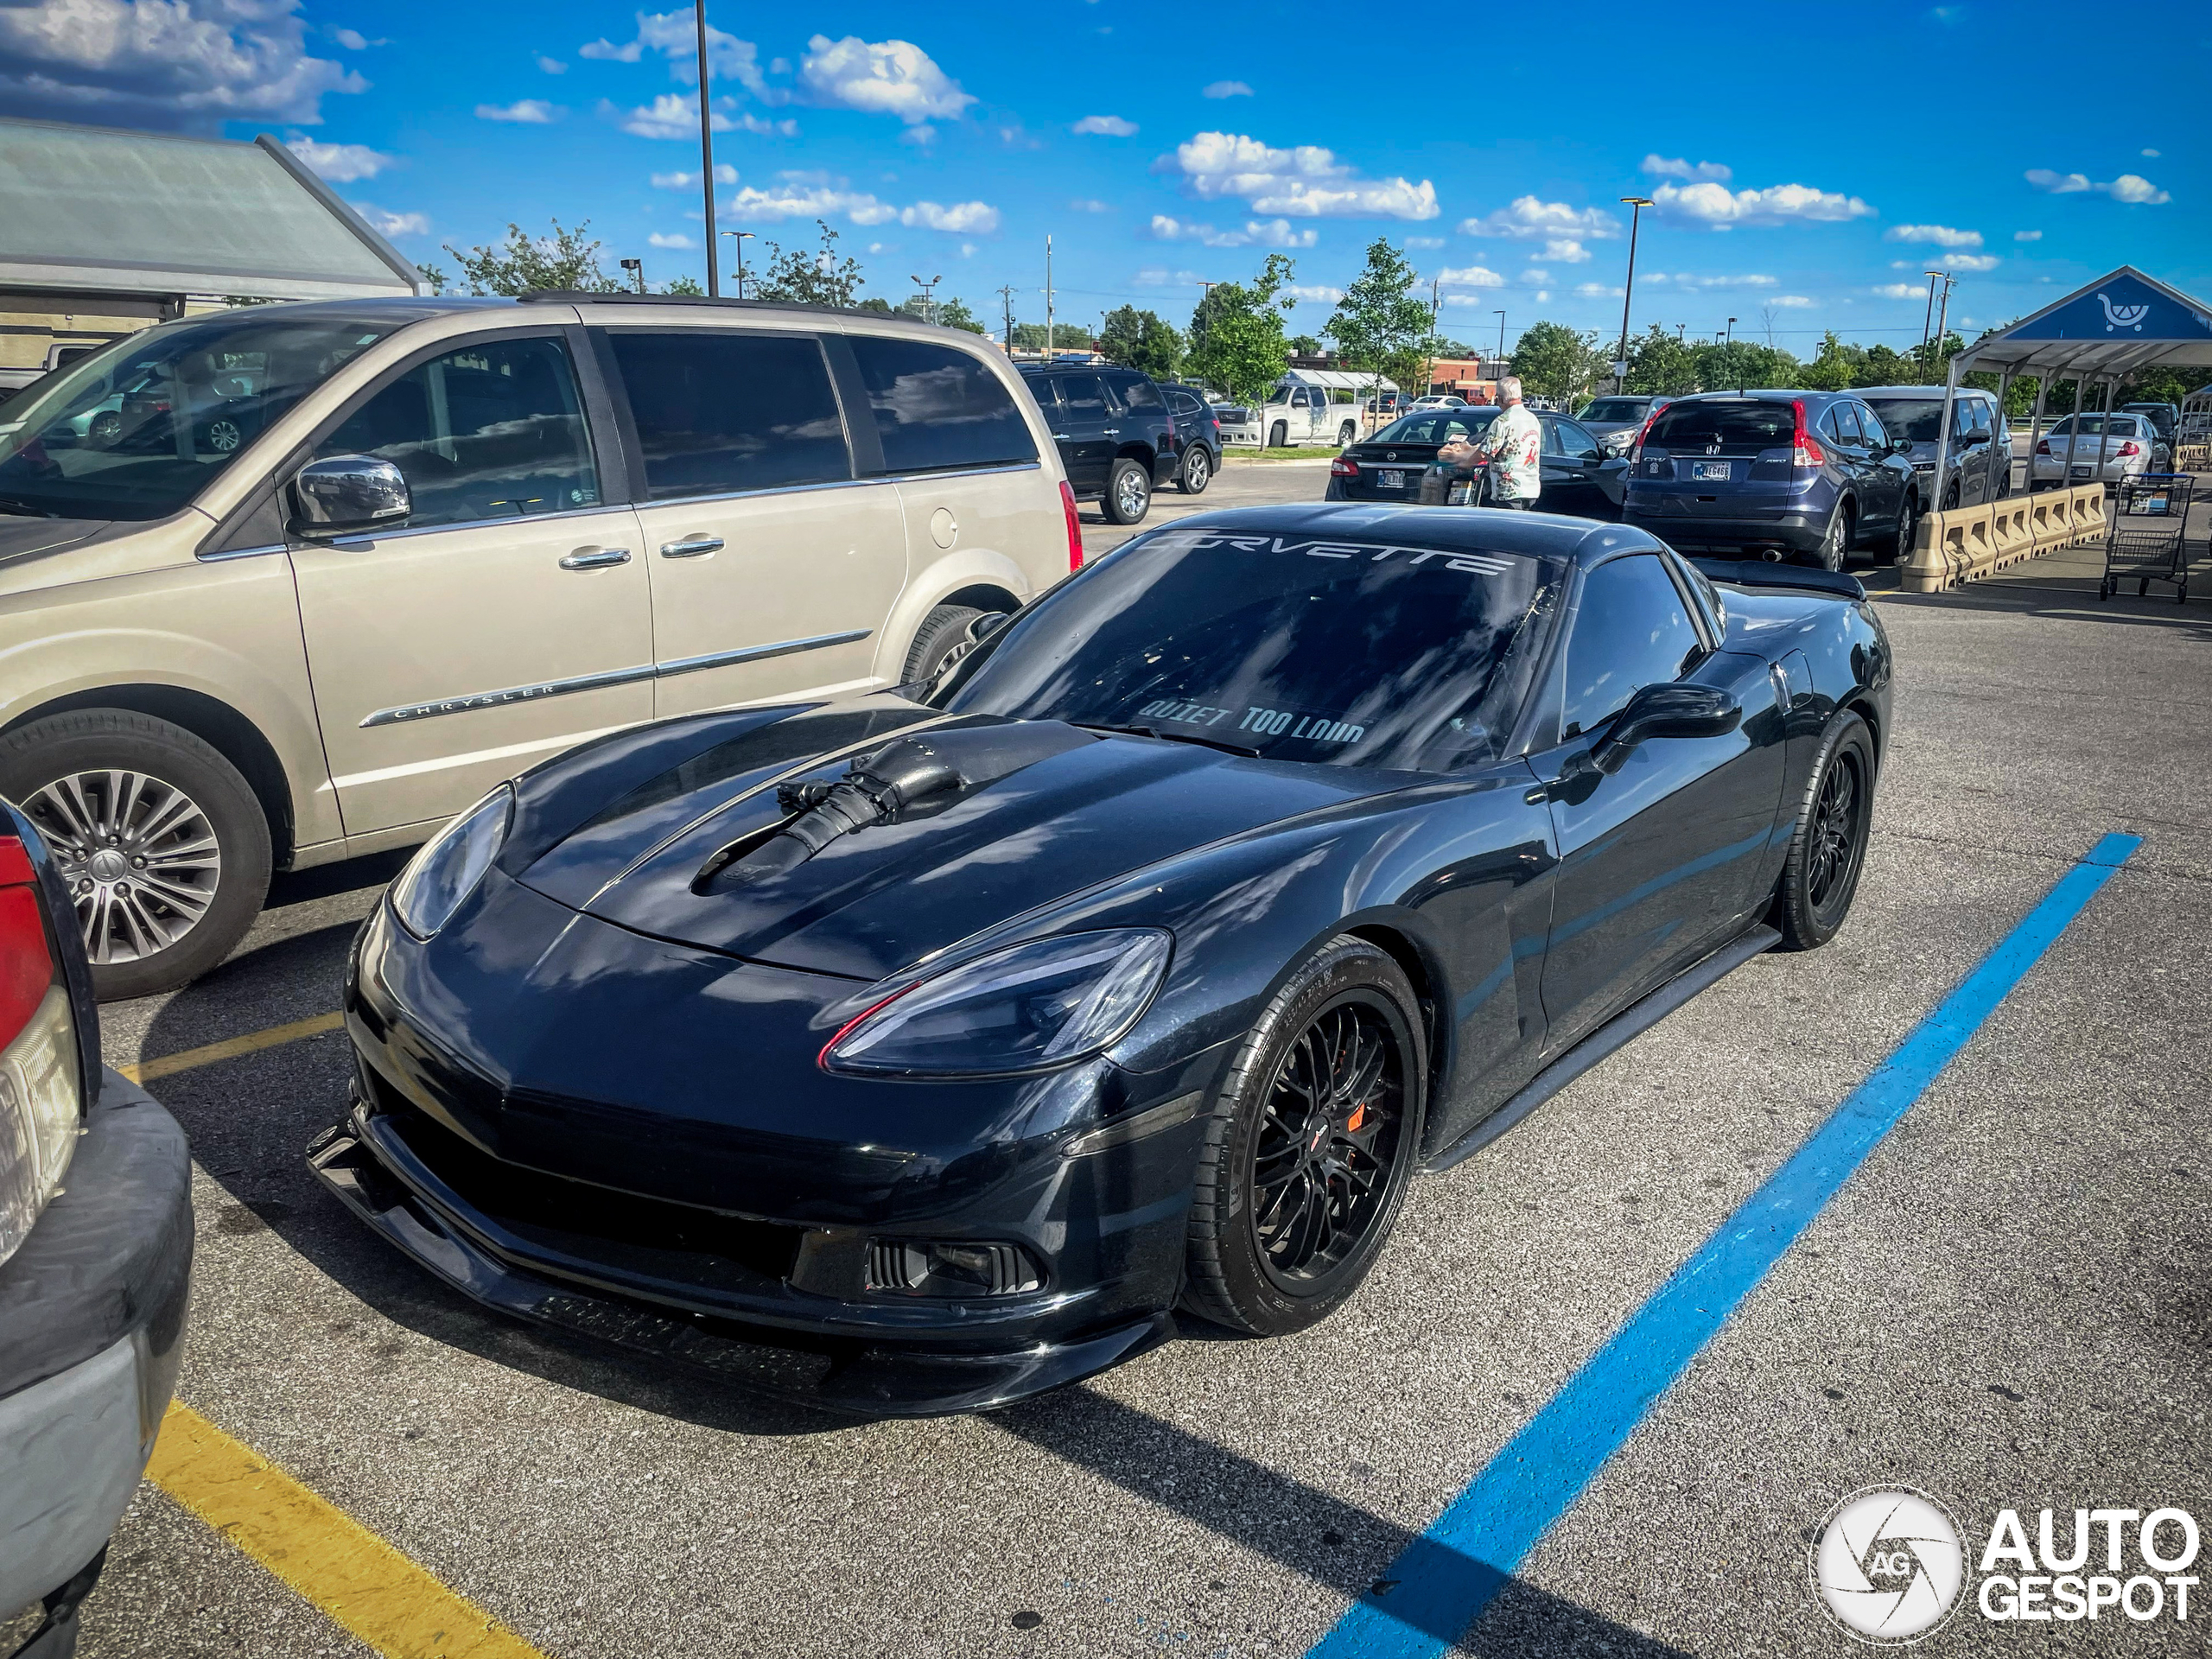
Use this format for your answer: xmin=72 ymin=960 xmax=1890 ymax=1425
xmin=1791 ymin=400 xmax=1827 ymax=468
xmin=1059 ymin=480 xmax=1084 ymax=571
xmin=0 ymin=836 xmax=80 ymax=1267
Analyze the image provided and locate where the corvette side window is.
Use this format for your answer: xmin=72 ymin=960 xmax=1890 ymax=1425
xmin=1559 ymin=555 xmax=1702 ymax=740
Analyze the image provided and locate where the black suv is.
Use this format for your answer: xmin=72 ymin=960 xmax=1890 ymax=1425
xmin=1020 ymin=365 xmax=1178 ymax=524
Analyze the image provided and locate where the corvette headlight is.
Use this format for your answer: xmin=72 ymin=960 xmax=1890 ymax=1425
xmin=388 ymin=785 xmax=512 ymax=940
xmin=822 ymin=929 xmax=1173 ymax=1078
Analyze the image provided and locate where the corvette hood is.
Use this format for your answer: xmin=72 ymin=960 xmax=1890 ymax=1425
xmin=516 ymin=709 xmax=1393 ymax=982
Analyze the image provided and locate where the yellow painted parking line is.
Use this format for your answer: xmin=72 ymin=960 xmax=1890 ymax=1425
xmin=147 ymin=1402 xmax=549 ymax=1659
xmin=118 ymin=1011 xmax=344 ymax=1084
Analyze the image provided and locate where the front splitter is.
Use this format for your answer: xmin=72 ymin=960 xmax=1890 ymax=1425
xmin=307 ymin=1122 xmax=1174 ymax=1417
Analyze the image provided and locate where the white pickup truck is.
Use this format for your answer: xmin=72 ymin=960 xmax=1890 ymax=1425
xmin=1217 ymin=372 xmax=1385 ymax=448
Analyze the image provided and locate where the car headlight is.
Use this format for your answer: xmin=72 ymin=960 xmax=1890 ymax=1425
xmin=0 ymin=844 xmax=84 ymax=1268
xmin=388 ymin=785 xmax=512 ymax=940
xmin=821 ymin=928 xmax=1173 ymax=1078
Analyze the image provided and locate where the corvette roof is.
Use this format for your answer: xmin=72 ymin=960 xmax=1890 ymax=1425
xmin=1141 ymin=502 xmax=1662 ymax=564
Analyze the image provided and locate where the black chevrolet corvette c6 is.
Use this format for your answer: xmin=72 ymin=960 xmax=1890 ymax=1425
xmin=312 ymin=504 xmax=1891 ymax=1415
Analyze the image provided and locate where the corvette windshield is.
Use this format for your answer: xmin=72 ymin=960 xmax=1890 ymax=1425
xmin=936 ymin=524 xmax=1565 ymax=771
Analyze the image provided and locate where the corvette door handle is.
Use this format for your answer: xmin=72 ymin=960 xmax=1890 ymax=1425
xmin=659 ymin=536 xmax=724 ymax=560
xmin=559 ymin=546 xmax=631 ymax=570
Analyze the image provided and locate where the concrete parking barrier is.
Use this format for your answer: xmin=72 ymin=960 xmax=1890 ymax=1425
xmin=1902 ymin=483 xmax=2105 ymax=592
xmin=2177 ymin=442 xmax=2209 ymax=472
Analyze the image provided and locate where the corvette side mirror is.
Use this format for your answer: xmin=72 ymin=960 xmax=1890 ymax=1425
xmin=1592 ymin=683 xmax=1741 ymax=773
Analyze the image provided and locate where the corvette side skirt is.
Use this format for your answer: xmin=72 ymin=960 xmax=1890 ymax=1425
xmin=1423 ymin=923 xmax=1783 ymax=1174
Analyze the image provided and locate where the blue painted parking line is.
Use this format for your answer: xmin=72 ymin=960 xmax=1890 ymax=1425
xmin=1310 ymin=831 xmax=2143 ymax=1658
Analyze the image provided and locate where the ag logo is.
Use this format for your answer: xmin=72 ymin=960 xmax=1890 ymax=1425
xmin=1811 ymin=1487 xmax=1966 ymax=1644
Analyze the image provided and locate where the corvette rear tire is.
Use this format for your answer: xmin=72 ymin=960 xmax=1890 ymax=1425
xmin=1182 ymin=937 xmax=1426 ymax=1338
xmin=1771 ymin=712 xmax=1874 ymax=952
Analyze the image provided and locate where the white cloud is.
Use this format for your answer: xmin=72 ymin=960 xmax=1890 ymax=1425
xmin=536 ymin=54 xmax=565 ymax=73
xmin=1940 ymin=252 xmax=1999 ymax=271
xmin=1443 ymin=294 xmax=1505 ymax=308
xmin=2142 ymin=147 xmax=2160 ymax=157
xmin=1519 ymin=268 xmax=1549 ymax=283
xmin=613 ymin=92 xmax=790 ymax=139
xmin=353 ymin=203 xmax=426 ymax=236
xmin=1772 ymin=295 xmax=1814 ymax=307
xmin=582 ymin=12 xmax=768 ymax=92
xmin=579 ymin=35 xmax=641 ymax=61
xmin=1073 ymin=113 xmax=1137 ymax=137
xmin=1149 ymin=213 xmax=1314 ymax=248
xmin=332 ymin=27 xmax=368 ymax=49
xmin=2022 ymin=167 xmax=2163 ymax=201
xmin=1202 ymin=79 xmax=1252 ymax=98
xmin=2013 ymin=229 xmax=2042 ymax=242
xmin=1458 ymin=196 xmax=1618 ymax=241
xmin=1168 ymin=131 xmax=1436 ymax=219
xmin=900 ymin=199 xmax=999 ymax=233
xmin=478 ymin=99 xmax=560 ymax=123
xmin=1650 ymin=180 xmax=1874 ymax=227
xmin=1436 ymin=264 xmax=1505 ymax=289
xmin=284 ymin=135 xmax=391 ymax=181
xmin=1574 ymin=283 xmax=1622 ymax=298
xmin=1133 ymin=266 xmax=1206 ymax=287
xmin=959 ymin=242 xmax=976 ymax=257
xmin=651 ymin=163 xmax=738 ymax=188
xmin=731 ymin=181 xmax=895 ymax=224
xmin=2101 ymin=173 xmax=2168 ymax=204
xmin=1642 ymin=154 xmax=1731 ymax=182
xmin=647 ymin=231 xmax=696 ymax=248
xmin=1286 ymin=284 xmax=1341 ymax=302
xmin=799 ymin=34 xmax=971 ymax=124
xmin=1541 ymin=238 xmax=1592 ymax=264
xmin=1070 ymin=197 xmax=1109 ymax=212
xmin=1872 ymin=283 xmax=1923 ymax=298
xmin=2024 ymin=168 xmax=2088 ymax=193
xmin=0 ymin=0 xmax=368 ymax=132
xmin=1405 ymin=235 xmax=1444 ymax=249
xmin=898 ymin=123 xmax=935 ymax=146
xmin=1885 ymin=223 xmax=1982 ymax=248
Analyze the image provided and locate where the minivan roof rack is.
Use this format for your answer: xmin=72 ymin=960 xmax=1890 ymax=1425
xmin=517 ymin=289 xmax=959 ymax=327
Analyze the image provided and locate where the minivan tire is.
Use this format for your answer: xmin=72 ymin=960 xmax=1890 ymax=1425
xmin=900 ymin=603 xmax=986 ymax=685
xmin=1103 ymin=457 xmax=1151 ymax=525
xmin=0 ymin=710 xmax=272 ymax=1001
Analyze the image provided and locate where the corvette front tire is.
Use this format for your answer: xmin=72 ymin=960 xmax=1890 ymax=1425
xmin=1181 ymin=937 xmax=1426 ymax=1338
xmin=1772 ymin=711 xmax=1874 ymax=951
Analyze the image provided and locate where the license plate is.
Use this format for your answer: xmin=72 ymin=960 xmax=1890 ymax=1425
xmin=1693 ymin=461 xmax=1732 ymax=481
xmin=1378 ymin=470 xmax=1404 ymax=489
xmin=1447 ymin=479 xmax=1474 ymax=505
xmin=2071 ymin=465 xmax=2093 ymax=477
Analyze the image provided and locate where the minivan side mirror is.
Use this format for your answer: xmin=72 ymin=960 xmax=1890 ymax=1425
xmin=1592 ymin=682 xmax=1741 ymax=773
xmin=292 ymin=454 xmax=410 ymax=539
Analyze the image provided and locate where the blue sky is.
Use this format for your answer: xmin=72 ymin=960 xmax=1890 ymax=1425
xmin=3 ymin=0 xmax=2205 ymax=353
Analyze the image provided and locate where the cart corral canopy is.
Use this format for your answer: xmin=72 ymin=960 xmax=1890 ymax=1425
xmin=0 ymin=118 xmax=421 ymax=304
xmin=1955 ymin=266 xmax=2212 ymax=378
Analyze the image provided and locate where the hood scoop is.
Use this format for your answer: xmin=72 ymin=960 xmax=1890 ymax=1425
xmin=696 ymin=721 xmax=1096 ymax=893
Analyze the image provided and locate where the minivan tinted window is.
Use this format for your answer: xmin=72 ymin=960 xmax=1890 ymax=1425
xmin=610 ymin=331 xmax=849 ymax=499
xmin=851 ymin=337 xmax=1037 ymax=474
xmin=1643 ymin=401 xmax=1796 ymax=452
xmin=0 ymin=311 xmax=400 ymax=522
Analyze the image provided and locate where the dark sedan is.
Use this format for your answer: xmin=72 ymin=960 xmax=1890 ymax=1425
xmin=312 ymin=505 xmax=1890 ymax=1414
xmin=1326 ymin=408 xmax=1628 ymax=518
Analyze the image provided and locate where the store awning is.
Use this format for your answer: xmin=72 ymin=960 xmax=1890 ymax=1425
xmin=0 ymin=118 xmax=419 ymax=303
xmin=1955 ymin=265 xmax=2212 ymax=378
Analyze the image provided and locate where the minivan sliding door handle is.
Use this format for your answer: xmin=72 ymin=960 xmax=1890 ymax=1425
xmin=659 ymin=537 xmax=725 ymax=559
xmin=559 ymin=547 xmax=632 ymax=570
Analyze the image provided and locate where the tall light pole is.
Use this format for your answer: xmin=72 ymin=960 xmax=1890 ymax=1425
xmin=1931 ymin=273 xmax=1955 ymax=379
xmin=1494 ymin=309 xmax=1507 ymax=391
xmin=734 ymin=231 xmax=754 ymax=299
xmin=909 ymin=273 xmax=942 ymax=326
xmin=1615 ymin=195 xmax=1653 ymax=395
xmin=1920 ymin=270 xmax=1942 ymax=372
xmin=619 ymin=257 xmax=645 ymax=295
xmin=695 ymin=0 xmax=718 ymax=296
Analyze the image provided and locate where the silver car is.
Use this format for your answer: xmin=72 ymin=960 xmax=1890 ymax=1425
xmin=2031 ymin=413 xmax=2160 ymax=486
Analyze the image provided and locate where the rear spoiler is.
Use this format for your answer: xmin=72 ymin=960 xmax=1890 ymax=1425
xmin=1687 ymin=557 xmax=1866 ymax=601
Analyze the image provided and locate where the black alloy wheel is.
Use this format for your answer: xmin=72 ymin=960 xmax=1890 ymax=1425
xmin=1891 ymin=493 xmax=1917 ymax=565
xmin=1183 ymin=936 xmax=1426 ymax=1337
xmin=1772 ymin=712 xmax=1875 ymax=951
xmin=1179 ymin=445 xmax=1212 ymax=494
xmin=1942 ymin=482 xmax=1960 ymax=512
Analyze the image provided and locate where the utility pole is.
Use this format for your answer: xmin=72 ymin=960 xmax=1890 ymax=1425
xmin=695 ymin=0 xmax=718 ymax=296
xmin=996 ymin=284 xmax=1017 ymax=356
xmin=1931 ymin=274 xmax=1955 ymax=381
xmin=910 ymin=273 xmax=941 ymax=326
xmin=1045 ymin=235 xmax=1054 ymax=363
xmin=1615 ymin=195 xmax=1653 ymax=395
xmin=1920 ymin=271 xmax=1942 ymax=372
xmin=1494 ymin=309 xmax=1506 ymax=396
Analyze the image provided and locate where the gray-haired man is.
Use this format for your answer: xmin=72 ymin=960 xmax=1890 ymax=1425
xmin=1438 ymin=375 xmax=1542 ymax=509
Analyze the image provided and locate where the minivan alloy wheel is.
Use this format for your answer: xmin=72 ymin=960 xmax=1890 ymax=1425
xmin=205 ymin=419 xmax=243 ymax=454
xmin=31 ymin=769 xmax=222 ymax=964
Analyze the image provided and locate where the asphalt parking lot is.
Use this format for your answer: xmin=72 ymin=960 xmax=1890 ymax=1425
xmin=23 ymin=467 xmax=2212 ymax=1658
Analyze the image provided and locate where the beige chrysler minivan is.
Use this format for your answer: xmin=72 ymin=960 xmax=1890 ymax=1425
xmin=0 ymin=295 xmax=1082 ymax=998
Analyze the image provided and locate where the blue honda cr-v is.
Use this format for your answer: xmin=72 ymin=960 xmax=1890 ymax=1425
xmin=1621 ymin=391 xmax=1919 ymax=569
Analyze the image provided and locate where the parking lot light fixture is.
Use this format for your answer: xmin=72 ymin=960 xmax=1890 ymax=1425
xmin=1615 ymin=196 xmax=1653 ymax=395
xmin=619 ymin=257 xmax=644 ymax=295
xmin=721 ymin=230 xmax=753 ymax=298
xmin=911 ymin=273 xmax=942 ymax=326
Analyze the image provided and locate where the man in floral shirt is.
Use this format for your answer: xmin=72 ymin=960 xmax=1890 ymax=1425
xmin=1439 ymin=375 xmax=1542 ymax=508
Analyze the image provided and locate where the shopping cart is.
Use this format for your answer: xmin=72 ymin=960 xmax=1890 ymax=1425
xmin=2099 ymin=474 xmax=2194 ymax=603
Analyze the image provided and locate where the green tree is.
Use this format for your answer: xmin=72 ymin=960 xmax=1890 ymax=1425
xmin=1098 ymin=306 xmax=1183 ymax=378
xmin=1800 ymin=330 xmax=1861 ymax=391
xmin=935 ymin=296 xmax=987 ymax=334
xmin=1624 ymin=323 xmax=1698 ymax=396
xmin=752 ymin=219 xmax=865 ymax=307
xmin=1287 ymin=334 xmax=1323 ymax=357
xmin=662 ymin=274 xmax=704 ymax=296
xmin=1325 ymin=238 xmax=1437 ymax=407
xmin=1692 ymin=340 xmax=1798 ymax=391
xmin=1186 ymin=253 xmax=1299 ymax=404
xmin=1855 ymin=344 xmax=1911 ymax=386
xmin=415 ymin=262 xmax=452 ymax=296
xmin=443 ymin=219 xmax=623 ymax=296
xmin=1008 ymin=321 xmax=1053 ymax=348
xmin=1510 ymin=320 xmax=1604 ymax=403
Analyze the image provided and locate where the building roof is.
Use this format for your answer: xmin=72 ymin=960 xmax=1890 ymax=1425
xmin=0 ymin=118 xmax=419 ymax=303
xmin=1955 ymin=265 xmax=2212 ymax=378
